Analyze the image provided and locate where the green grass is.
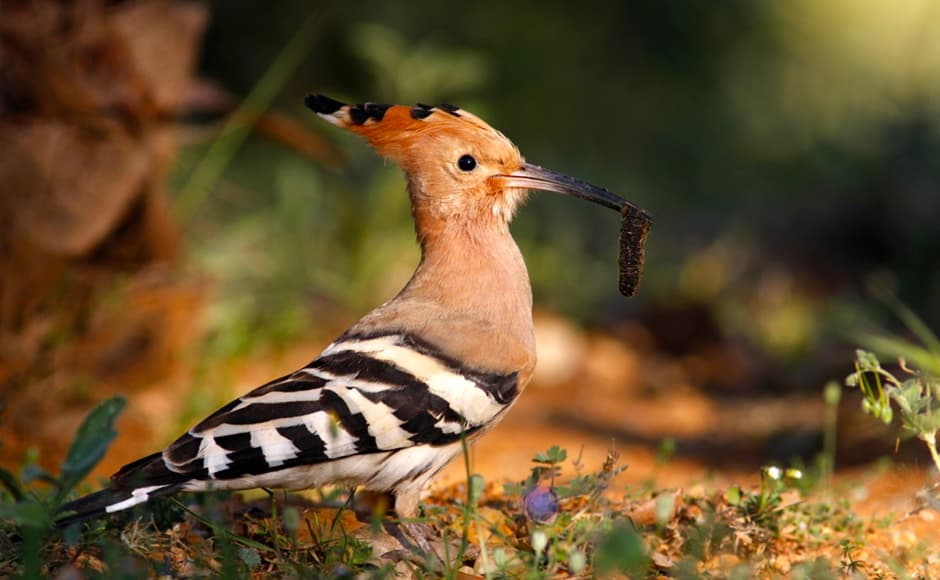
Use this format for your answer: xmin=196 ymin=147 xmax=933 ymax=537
xmin=0 ymin=397 xmax=125 ymax=578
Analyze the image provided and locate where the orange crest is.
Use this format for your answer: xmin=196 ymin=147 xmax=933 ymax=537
xmin=304 ymin=94 xmax=517 ymax=173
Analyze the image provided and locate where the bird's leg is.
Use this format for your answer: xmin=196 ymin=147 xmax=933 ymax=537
xmin=385 ymin=487 xmax=481 ymax=568
xmin=381 ymin=522 xmax=444 ymax=570
xmin=393 ymin=488 xmax=436 ymax=552
xmin=401 ymin=520 xmax=438 ymax=557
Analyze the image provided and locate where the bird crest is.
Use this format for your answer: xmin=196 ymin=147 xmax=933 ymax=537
xmin=304 ymin=94 xmax=516 ymax=171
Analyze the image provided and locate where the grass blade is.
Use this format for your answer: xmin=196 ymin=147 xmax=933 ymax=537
xmin=862 ymin=333 xmax=940 ymax=377
xmin=889 ymin=297 xmax=940 ymax=359
xmin=175 ymin=9 xmax=321 ymax=220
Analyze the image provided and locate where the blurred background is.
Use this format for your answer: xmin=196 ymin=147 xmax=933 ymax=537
xmin=2 ymin=0 xmax=939 ymax=487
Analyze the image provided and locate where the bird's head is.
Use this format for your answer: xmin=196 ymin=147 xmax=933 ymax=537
xmin=305 ymin=94 xmax=637 ymax=229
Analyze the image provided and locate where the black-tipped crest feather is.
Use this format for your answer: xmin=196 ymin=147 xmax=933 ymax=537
xmin=304 ymin=94 xmax=345 ymax=115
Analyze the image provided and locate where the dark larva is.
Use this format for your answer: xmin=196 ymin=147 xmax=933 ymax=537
xmin=618 ymin=206 xmax=651 ymax=297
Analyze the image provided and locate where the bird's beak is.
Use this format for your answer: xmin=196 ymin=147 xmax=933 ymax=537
xmin=497 ymin=162 xmax=644 ymax=215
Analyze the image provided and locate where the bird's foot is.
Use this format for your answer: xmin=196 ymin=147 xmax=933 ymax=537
xmin=382 ymin=520 xmax=480 ymax=570
xmin=402 ymin=520 xmax=436 ymax=555
xmin=398 ymin=520 xmax=444 ymax=569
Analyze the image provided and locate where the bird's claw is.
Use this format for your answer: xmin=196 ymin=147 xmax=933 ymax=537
xmin=382 ymin=520 xmax=479 ymax=570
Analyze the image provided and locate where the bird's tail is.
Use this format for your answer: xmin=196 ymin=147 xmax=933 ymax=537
xmin=55 ymin=452 xmax=186 ymax=528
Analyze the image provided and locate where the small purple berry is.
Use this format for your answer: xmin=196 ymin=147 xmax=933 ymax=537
xmin=523 ymin=480 xmax=559 ymax=524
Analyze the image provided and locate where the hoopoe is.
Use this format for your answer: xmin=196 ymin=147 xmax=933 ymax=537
xmin=56 ymin=95 xmax=650 ymax=551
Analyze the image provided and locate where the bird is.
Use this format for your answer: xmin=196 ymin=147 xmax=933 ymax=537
xmin=56 ymin=94 xmax=647 ymax=553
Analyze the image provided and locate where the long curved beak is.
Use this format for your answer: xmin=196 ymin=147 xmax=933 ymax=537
xmin=497 ymin=162 xmax=646 ymax=216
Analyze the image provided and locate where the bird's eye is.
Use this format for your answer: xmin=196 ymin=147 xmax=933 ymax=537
xmin=458 ymin=154 xmax=477 ymax=171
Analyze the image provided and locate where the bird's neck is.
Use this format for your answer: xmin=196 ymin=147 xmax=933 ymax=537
xmin=407 ymin=210 xmax=533 ymax=323
xmin=409 ymin=212 xmax=536 ymax=375
xmin=351 ymin=205 xmax=536 ymax=379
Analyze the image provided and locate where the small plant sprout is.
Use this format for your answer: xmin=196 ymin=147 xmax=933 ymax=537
xmin=847 ymin=350 xmax=894 ymax=424
xmin=654 ymin=492 xmax=676 ymax=528
xmin=530 ymin=529 xmax=548 ymax=555
xmin=821 ymin=380 xmax=841 ymax=489
xmin=568 ymin=550 xmax=586 ymax=574
xmin=763 ymin=465 xmax=802 ymax=487
xmin=847 ymin=349 xmax=940 ymax=473
xmin=531 ymin=445 xmax=567 ymax=478
xmin=725 ymin=465 xmax=805 ymax=533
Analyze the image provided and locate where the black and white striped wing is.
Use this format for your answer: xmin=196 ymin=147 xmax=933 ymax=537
xmin=159 ymin=332 xmax=520 ymax=485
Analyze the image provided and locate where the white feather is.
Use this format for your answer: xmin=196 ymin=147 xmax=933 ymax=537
xmin=304 ymin=408 xmax=357 ymax=459
xmin=105 ymin=485 xmax=166 ymax=513
xmin=250 ymin=428 xmax=299 ymax=468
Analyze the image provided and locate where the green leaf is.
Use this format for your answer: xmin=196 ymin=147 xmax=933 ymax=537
xmin=0 ymin=466 xmax=23 ymax=501
xmin=20 ymin=464 xmax=57 ymax=487
xmin=855 ymin=349 xmax=881 ymax=371
xmin=925 ymin=415 xmax=940 ymax=433
xmin=282 ymin=506 xmax=300 ymax=535
xmin=892 ymin=382 xmax=920 ymax=414
xmin=468 ymin=473 xmax=485 ymax=505
xmin=55 ymin=396 xmax=126 ymax=505
xmin=238 ymin=547 xmax=261 ymax=568
xmin=533 ymin=445 xmax=568 ymax=464
xmin=0 ymin=500 xmax=51 ymax=529
xmin=593 ymin=521 xmax=649 ymax=576
xmin=556 ymin=474 xmax=595 ymax=498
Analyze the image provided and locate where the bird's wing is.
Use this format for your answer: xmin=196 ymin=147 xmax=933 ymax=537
xmin=55 ymin=331 xmax=522 ymax=525
xmin=154 ymin=331 xmax=520 ymax=484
